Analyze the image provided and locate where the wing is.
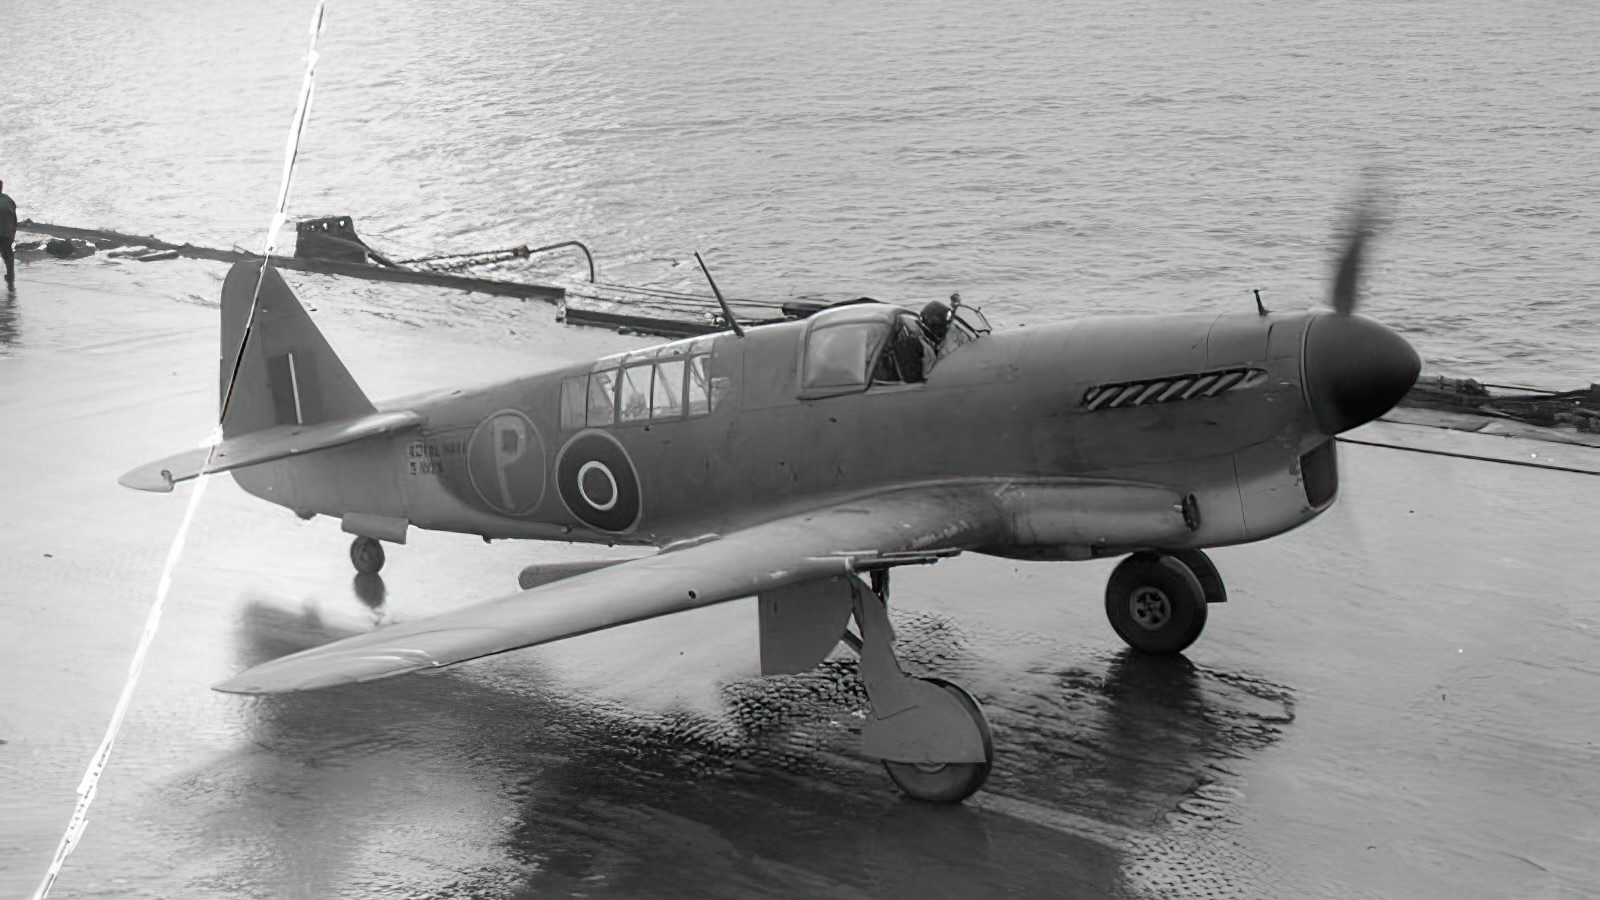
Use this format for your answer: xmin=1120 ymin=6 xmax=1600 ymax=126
xmin=119 ymin=409 xmax=421 ymax=492
xmin=214 ymin=484 xmax=1009 ymax=694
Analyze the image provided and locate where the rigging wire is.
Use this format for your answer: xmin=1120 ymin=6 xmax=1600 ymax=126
xmin=1338 ymin=434 xmax=1600 ymax=477
xmin=31 ymin=4 xmax=327 ymax=897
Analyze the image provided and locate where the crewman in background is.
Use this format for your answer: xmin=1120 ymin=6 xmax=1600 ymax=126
xmin=0 ymin=180 xmax=16 ymax=284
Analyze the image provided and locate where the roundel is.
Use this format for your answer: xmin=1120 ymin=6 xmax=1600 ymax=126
xmin=556 ymin=430 xmax=642 ymax=532
xmin=466 ymin=410 xmax=547 ymax=516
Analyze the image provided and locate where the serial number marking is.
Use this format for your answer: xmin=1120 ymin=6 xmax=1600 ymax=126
xmin=407 ymin=439 xmax=459 ymax=477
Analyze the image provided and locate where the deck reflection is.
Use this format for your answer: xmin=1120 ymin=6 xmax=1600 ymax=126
xmin=164 ymin=591 xmax=1300 ymax=898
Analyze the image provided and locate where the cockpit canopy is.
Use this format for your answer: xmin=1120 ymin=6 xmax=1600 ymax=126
xmin=797 ymin=300 xmax=988 ymax=399
xmin=800 ymin=304 xmax=894 ymax=398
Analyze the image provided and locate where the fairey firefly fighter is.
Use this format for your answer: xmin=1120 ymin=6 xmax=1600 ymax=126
xmin=122 ymin=208 xmax=1419 ymax=803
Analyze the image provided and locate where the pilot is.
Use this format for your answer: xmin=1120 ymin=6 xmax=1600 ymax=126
xmin=920 ymin=299 xmax=951 ymax=347
xmin=876 ymin=314 xmax=937 ymax=384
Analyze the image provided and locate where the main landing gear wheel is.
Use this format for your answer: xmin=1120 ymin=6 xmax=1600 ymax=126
xmin=1105 ymin=551 xmax=1207 ymax=655
xmin=882 ymin=678 xmax=994 ymax=804
xmin=350 ymin=536 xmax=385 ymax=575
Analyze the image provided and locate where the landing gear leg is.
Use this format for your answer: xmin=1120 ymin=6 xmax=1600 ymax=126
xmin=849 ymin=573 xmax=993 ymax=803
xmin=350 ymin=536 xmax=385 ymax=575
xmin=1170 ymin=548 xmax=1226 ymax=605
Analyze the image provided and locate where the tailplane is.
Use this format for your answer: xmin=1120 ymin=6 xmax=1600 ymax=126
xmin=219 ymin=261 xmax=373 ymax=436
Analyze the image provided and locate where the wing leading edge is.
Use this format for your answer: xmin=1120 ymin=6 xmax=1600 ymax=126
xmin=214 ymin=485 xmax=1009 ymax=694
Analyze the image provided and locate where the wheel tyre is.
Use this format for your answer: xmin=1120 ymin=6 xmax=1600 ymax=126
xmin=1170 ymin=548 xmax=1226 ymax=605
xmin=882 ymin=678 xmax=994 ymax=804
xmin=1105 ymin=552 xmax=1207 ymax=655
xmin=350 ymin=537 xmax=385 ymax=575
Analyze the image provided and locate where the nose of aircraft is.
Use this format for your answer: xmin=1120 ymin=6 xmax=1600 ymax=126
xmin=1303 ymin=313 xmax=1422 ymax=435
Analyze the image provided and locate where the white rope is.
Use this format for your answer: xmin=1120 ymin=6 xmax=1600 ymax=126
xmin=32 ymin=4 xmax=326 ymax=897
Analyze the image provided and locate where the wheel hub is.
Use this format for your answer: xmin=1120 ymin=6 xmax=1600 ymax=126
xmin=1130 ymin=586 xmax=1172 ymax=630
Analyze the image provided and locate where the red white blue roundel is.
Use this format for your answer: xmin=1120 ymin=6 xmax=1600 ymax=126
xmin=466 ymin=410 xmax=547 ymax=516
xmin=556 ymin=431 xmax=641 ymax=532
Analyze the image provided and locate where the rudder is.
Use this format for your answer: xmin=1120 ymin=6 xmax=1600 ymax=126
xmin=219 ymin=261 xmax=373 ymax=437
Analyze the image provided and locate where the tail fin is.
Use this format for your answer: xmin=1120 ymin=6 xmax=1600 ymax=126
xmin=219 ymin=261 xmax=373 ymax=437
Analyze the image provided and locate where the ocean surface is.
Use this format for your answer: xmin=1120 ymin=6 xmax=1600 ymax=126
xmin=3 ymin=0 xmax=1596 ymax=384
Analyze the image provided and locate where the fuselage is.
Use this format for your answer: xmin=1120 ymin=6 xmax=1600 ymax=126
xmin=233 ymin=303 xmax=1403 ymax=557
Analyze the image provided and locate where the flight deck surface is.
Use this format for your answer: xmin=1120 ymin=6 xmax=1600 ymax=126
xmin=2 ymin=259 xmax=1596 ymax=899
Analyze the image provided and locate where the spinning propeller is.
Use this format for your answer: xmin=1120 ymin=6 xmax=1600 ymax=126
xmin=1302 ymin=182 xmax=1422 ymax=435
xmin=1329 ymin=183 xmax=1381 ymax=317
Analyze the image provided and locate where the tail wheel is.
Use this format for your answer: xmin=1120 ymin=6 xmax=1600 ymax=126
xmin=350 ymin=536 xmax=385 ymax=575
xmin=882 ymin=679 xmax=994 ymax=804
xmin=1105 ymin=552 xmax=1207 ymax=654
